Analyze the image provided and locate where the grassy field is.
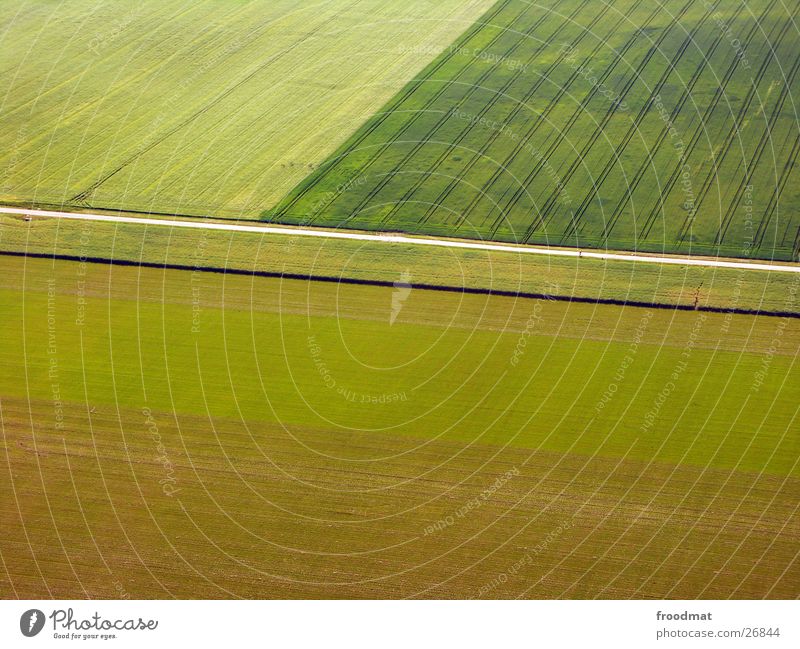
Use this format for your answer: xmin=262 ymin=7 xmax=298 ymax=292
xmin=271 ymin=0 xmax=800 ymax=261
xmin=1 ymin=0 xmax=798 ymax=602
xmin=0 ymin=0 xmax=493 ymax=216
xmin=1 ymin=255 xmax=797 ymax=598
xmin=1 ymin=214 xmax=798 ymax=314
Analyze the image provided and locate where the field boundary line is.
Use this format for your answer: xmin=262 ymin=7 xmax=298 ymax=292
xmin=2 ymin=249 xmax=798 ymax=319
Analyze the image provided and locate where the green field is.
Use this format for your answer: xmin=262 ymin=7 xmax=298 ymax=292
xmin=271 ymin=0 xmax=800 ymax=260
xmin=1 ymin=256 xmax=797 ymax=598
xmin=3 ymin=0 xmax=798 ymax=261
xmin=1 ymin=213 xmax=797 ymax=314
xmin=1 ymin=0 xmax=799 ymax=602
xmin=0 ymin=0 xmax=493 ymax=215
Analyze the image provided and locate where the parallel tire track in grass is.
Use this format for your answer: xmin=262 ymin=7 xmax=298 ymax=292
xmin=520 ymin=0 xmax=696 ymax=243
xmin=270 ymin=0 xmax=519 ymax=220
xmin=383 ymin=0 xmax=612 ymax=228
xmin=461 ymin=0 xmax=659 ymax=235
xmin=599 ymin=0 xmax=761 ymax=244
xmin=756 ymin=130 xmax=800 ymax=251
xmin=642 ymin=2 xmax=796 ymax=242
xmin=441 ymin=0 xmax=648 ymax=233
xmin=263 ymin=0 xmax=799 ymax=261
xmin=373 ymin=0 xmax=574 ymax=226
xmin=307 ymin=0 xmax=533 ymax=223
xmin=673 ymin=10 xmax=798 ymax=246
xmin=559 ymin=0 xmax=723 ymax=243
xmin=711 ymin=50 xmax=800 ymax=246
xmin=345 ymin=0 xmax=594 ymax=226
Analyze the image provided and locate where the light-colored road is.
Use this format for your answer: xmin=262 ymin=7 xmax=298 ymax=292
xmin=2 ymin=205 xmax=799 ymax=273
